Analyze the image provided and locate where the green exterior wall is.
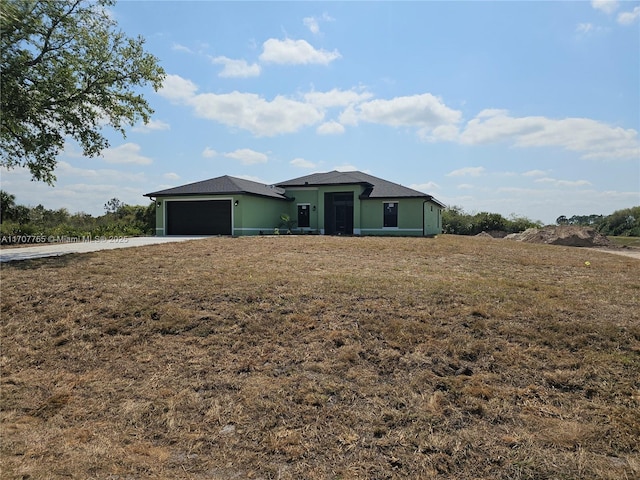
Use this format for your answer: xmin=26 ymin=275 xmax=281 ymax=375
xmin=284 ymin=185 xmax=366 ymax=234
xmin=233 ymin=195 xmax=291 ymax=235
xmin=154 ymin=187 xmax=442 ymax=237
xmin=360 ymin=198 xmax=441 ymax=236
xmin=154 ymin=195 xmax=290 ymax=236
xmin=422 ymin=200 xmax=442 ymax=236
xmin=361 ymin=197 xmax=423 ymax=236
xmin=282 ymin=187 xmax=320 ymax=233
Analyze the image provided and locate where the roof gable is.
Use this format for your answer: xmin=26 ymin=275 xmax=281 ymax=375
xmin=145 ymin=175 xmax=287 ymax=199
xmin=145 ymin=171 xmax=445 ymax=207
xmin=277 ymin=170 xmax=441 ymax=202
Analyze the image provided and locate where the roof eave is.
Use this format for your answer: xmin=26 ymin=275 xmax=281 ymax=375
xmin=144 ymin=191 xmax=289 ymax=200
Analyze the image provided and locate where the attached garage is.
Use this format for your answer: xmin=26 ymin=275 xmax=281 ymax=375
xmin=146 ymin=172 xmax=444 ymax=237
xmin=145 ymin=175 xmax=291 ymax=236
xmin=166 ymin=199 xmax=231 ymax=235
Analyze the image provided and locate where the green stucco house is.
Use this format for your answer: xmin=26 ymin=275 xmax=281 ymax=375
xmin=144 ymin=170 xmax=445 ymax=237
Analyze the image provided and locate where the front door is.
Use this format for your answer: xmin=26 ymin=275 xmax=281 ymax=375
xmin=324 ymin=192 xmax=354 ymax=235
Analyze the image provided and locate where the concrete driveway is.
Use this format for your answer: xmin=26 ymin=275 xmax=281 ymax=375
xmin=0 ymin=236 xmax=209 ymax=263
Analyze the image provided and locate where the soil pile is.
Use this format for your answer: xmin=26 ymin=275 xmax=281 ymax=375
xmin=476 ymin=231 xmax=508 ymax=238
xmin=505 ymin=225 xmax=612 ymax=247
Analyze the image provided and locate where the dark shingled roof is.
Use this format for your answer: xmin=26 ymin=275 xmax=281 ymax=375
xmin=146 ymin=171 xmax=445 ymax=207
xmin=277 ymin=170 xmax=445 ymax=206
xmin=145 ymin=175 xmax=288 ymax=199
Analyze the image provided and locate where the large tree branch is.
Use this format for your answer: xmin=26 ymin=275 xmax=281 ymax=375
xmin=25 ymin=0 xmax=83 ymax=68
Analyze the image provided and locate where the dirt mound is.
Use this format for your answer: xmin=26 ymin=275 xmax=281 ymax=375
xmin=505 ymin=225 xmax=611 ymax=247
xmin=476 ymin=231 xmax=509 ymax=238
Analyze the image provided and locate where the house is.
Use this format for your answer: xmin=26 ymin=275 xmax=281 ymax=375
xmin=144 ymin=171 xmax=445 ymax=237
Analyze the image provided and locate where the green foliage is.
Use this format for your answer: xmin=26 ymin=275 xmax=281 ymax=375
xmin=104 ymin=197 xmax=125 ymax=216
xmin=596 ymin=206 xmax=640 ymax=237
xmin=0 ymin=190 xmax=16 ymax=222
xmin=445 ymin=205 xmax=640 ymax=237
xmin=442 ymin=206 xmax=542 ymax=235
xmin=555 ymin=206 xmax=640 ymax=237
xmin=0 ymin=0 xmax=165 ymax=184
xmin=557 ymin=214 xmax=604 ymax=226
xmin=0 ymin=193 xmax=155 ymax=242
xmin=279 ymin=213 xmax=297 ymax=234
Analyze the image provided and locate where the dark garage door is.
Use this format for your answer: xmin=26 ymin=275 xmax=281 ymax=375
xmin=166 ymin=200 xmax=232 ymax=235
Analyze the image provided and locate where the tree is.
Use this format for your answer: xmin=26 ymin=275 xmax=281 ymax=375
xmin=1 ymin=0 xmax=165 ymax=184
xmin=104 ymin=197 xmax=124 ymax=216
xmin=442 ymin=206 xmax=472 ymax=235
xmin=0 ymin=190 xmax=16 ymax=222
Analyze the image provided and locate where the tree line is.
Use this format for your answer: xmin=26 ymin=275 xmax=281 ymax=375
xmin=442 ymin=207 xmax=542 ymax=236
xmin=443 ymin=206 xmax=640 ymax=237
xmin=555 ymin=206 xmax=640 ymax=237
xmin=0 ymin=191 xmax=154 ymax=243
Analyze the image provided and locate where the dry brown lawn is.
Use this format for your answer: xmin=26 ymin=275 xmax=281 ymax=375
xmin=1 ymin=235 xmax=639 ymax=479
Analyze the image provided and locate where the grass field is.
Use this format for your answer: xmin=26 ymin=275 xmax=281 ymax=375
xmin=610 ymin=236 xmax=640 ymax=248
xmin=1 ymin=235 xmax=638 ymax=479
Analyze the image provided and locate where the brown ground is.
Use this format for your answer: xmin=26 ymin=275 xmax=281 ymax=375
xmin=1 ymin=235 xmax=639 ymax=479
xmin=505 ymin=225 xmax=611 ymax=247
xmin=484 ymin=225 xmax=640 ymax=259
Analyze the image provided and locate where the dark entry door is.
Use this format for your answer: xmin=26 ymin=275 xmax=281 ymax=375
xmin=324 ymin=192 xmax=354 ymax=235
xmin=166 ymin=200 xmax=232 ymax=235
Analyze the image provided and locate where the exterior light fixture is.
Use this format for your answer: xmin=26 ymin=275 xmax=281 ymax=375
xmin=234 ymin=200 xmax=239 ymax=206
xmin=312 ymin=205 xmax=316 ymax=212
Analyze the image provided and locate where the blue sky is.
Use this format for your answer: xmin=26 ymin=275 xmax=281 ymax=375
xmin=2 ymin=0 xmax=639 ymax=224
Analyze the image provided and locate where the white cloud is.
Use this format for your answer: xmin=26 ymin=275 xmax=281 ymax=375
xmin=259 ymin=38 xmax=341 ymax=65
xmin=446 ymin=167 xmax=486 ymax=177
xmin=159 ymin=75 xmax=325 ymax=136
xmin=158 ymin=74 xmax=639 ymax=160
xmin=223 ymin=148 xmax=268 ymax=165
xmin=457 ymin=109 xmax=640 ymax=160
xmin=303 ymin=12 xmax=335 ymax=34
xmin=303 ymin=17 xmax=321 ymax=35
xmin=163 ymin=172 xmax=180 ymax=180
xmin=158 ymin=74 xmax=198 ymax=102
xmin=576 ymin=22 xmax=594 ymax=34
xmin=100 ymin=143 xmax=153 ymax=165
xmin=211 ymin=56 xmax=261 ymax=78
xmin=338 ymin=105 xmax=359 ymax=126
xmin=172 ymin=43 xmax=193 ymax=54
xmin=426 ymin=124 xmax=460 ymax=142
xmin=202 ymin=147 xmax=217 ymax=158
xmin=304 ymin=88 xmax=373 ymax=108
xmin=523 ymin=169 xmax=549 ymax=177
xmin=316 ymin=121 xmax=345 ymax=135
xmin=55 ymin=161 xmax=146 ymax=182
xmin=290 ymin=157 xmax=318 ymax=168
xmin=189 ymin=90 xmax=325 ymax=136
xmin=618 ymin=6 xmax=640 ymax=25
xmin=534 ymin=177 xmax=593 ymax=187
xmin=409 ymin=181 xmax=440 ymax=192
xmin=335 ymin=164 xmax=359 ymax=172
xmin=132 ymin=119 xmax=170 ymax=133
xmin=351 ymin=94 xmax=462 ymax=132
xmin=158 ymin=74 xmax=467 ymax=139
xmin=591 ymin=0 xmax=619 ymax=14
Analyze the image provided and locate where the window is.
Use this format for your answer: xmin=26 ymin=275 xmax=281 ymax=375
xmin=383 ymin=202 xmax=398 ymax=228
xmin=298 ymin=204 xmax=310 ymax=228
